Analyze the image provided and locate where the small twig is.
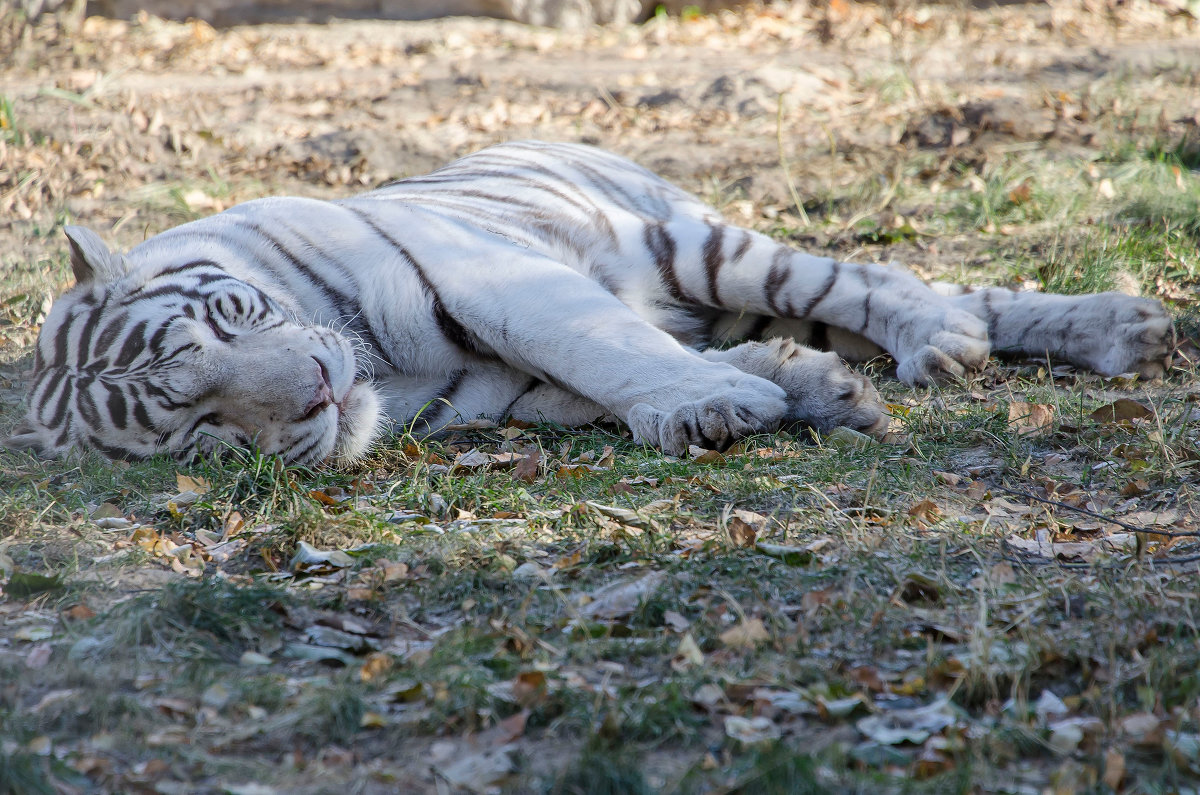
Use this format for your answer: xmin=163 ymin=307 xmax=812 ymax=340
xmin=989 ymin=482 xmax=1200 ymax=539
xmin=990 ymin=480 xmax=1200 ymax=569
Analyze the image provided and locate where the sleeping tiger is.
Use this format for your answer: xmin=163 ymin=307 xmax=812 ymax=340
xmin=5 ymin=141 xmax=1174 ymax=465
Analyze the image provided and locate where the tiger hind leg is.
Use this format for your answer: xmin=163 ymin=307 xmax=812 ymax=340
xmin=658 ymin=219 xmax=990 ymax=385
xmin=934 ymin=285 xmax=1175 ymax=378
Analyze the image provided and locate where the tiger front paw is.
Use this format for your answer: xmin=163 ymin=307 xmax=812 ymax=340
xmin=627 ymin=377 xmax=787 ymax=456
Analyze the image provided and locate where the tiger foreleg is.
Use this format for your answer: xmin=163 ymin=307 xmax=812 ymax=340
xmin=431 ymin=247 xmax=788 ymax=455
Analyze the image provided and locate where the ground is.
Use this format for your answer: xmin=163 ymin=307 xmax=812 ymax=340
xmin=2 ymin=2 xmax=1200 ymax=793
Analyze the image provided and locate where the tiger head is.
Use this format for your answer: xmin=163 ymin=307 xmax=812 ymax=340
xmin=4 ymin=227 xmax=381 ymax=465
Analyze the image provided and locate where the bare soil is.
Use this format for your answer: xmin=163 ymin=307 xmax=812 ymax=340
xmin=2 ymin=2 xmax=1198 ymax=275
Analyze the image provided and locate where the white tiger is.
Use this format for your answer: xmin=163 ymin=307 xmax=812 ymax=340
xmin=4 ymin=141 xmax=1174 ymax=465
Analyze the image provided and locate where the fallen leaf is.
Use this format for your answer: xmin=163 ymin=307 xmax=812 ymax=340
xmin=671 ymin=632 xmax=704 ymax=671
xmin=907 ymin=499 xmax=941 ymax=527
xmin=1034 ymin=689 xmax=1069 ymax=722
xmin=692 ymin=683 xmax=724 ymax=708
xmin=61 ymin=604 xmax=96 ymax=621
xmin=726 ymin=510 xmax=763 ymax=547
xmin=719 ymin=617 xmax=769 ymax=649
xmin=176 ymin=473 xmax=210 ymax=494
xmin=1090 ymin=398 xmax=1153 ymax=424
xmin=359 ymin=651 xmax=393 ymax=682
xmin=824 ymin=426 xmax=878 ymax=451
xmin=511 ymin=448 xmax=541 ymax=483
xmin=91 ymin=502 xmax=124 ymax=521
xmin=437 ymin=748 xmax=515 ymax=792
xmin=290 ymin=541 xmax=355 ymax=573
xmin=856 ymin=697 xmax=956 ymax=745
xmin=360 ymin=711 xmax=386 ymax=729
xmin=452 ymin=449 xmax=492 ymax=471
xmin=1008 ymin=401 xmax=1055 ymax=436
xmin=1165 ymin=731 xmax=1200 ymax=773
xmin=899 ymin=572 xmax=942 ymax=604
xmin=663 ymin=610 xmax=690 ymax=632
xmin=25 ymin=643 xmax=52 ymax=669
xmin=475 ymin=710 xmax=529 ymax=749
xmin=578 ymin=572 xmax=665 ymax=620
xmin=1103 ymin=747 xmax=1126 ymax=789
xmin=512 ymin=671 xmax=547 ymax=707
xmin=724 ymin=715 xmax=781 ymax=745
xmin=688 ymin=445 xmax=726 ymax=464
xmin=817 ymin=693 xmax=870 ymax=719
xmin=1007 ymin=178 xmax=1034 ymax=204
xmin=1119 ymin=712 xmax=1164 ymax=746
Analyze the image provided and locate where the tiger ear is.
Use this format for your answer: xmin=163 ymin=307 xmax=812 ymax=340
xmin=64 ymin=226 xmax=127 ymax=285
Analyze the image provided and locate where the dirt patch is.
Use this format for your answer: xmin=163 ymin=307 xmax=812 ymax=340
xmin=2 ymin=3 xmax=1198 ymax=264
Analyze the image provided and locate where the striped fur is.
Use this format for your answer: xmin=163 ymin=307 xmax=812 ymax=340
xmin=5 ymin=142 xmax=1174 ymax=463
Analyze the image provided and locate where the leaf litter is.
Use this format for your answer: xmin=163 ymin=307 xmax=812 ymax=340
xmin=3 ymin=1 xmax=1200 ymax=791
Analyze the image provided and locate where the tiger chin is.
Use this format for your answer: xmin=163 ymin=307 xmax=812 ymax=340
xmin=3 ymin=141 xmax=1173 ymax=466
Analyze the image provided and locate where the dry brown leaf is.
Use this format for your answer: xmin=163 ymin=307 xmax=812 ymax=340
xmin=1008 ymin=401 xmax=1055 ymax=436
xmin=359 ymin=651 xmax=393 ymax=682
xmin=61 ymin=604 xmax=96 ymax=621
xmin=555 ymin=463 xmax=607 ymax=478
xmin=933 ymin=470 xmax=961 ymax=486
xmin=475 ymin=710 xmax=529 ymax=749
xmin=512 ymin=671 xmax=547 ymax=706
xmin=671 ymin=632 xmax=704 ymax=671
xmin=1007 ymin=178 xmax=1034 ymax=204
xmin=719 ymin=617 xmax=769 ymax=649
xmin=595 ymin=445 xmax=616 ymax=468
xmin=222 ymin=510 xmax=244 ymax=540
xmin=1089 ymin=398 xmax=1153 ymax=424
xmin=175 ymin=473 xmax=209 ymax=494
xmin=1103 ymin=747 xmax=1126 ymax=790
xmin=727 ymin=513 xmax=761 ymax=548
xmin=907 ymin=499 xmax=941 ymax=526
xmin=380 ymin=560 xmax=409 ymax=582
xmin=308 ymin=489 xmax=340 ymax=506
xmin=512 ymin=448 xmax=541 ymax=483
xmin=801 ymin=587 xmax=836 ymax=615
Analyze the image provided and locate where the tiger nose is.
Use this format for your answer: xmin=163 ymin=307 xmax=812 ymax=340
xmin=300 ymin=358 xmax=334 ymax=420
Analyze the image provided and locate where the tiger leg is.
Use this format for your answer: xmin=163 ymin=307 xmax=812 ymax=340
xmin=656 ymin=221 xmax=990 ymax=385
xmin=376 ymin=358 xmax=781 ymax=455
xmin=933 ymin=285 xmax=1174 ymax=378
xmin=374 ymin=364 xmax=613 ymax=436
xmin=699 ymin=339 xmax=889 ymax=437
xmin=376 ymin=239 xmax=790 ymax=455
